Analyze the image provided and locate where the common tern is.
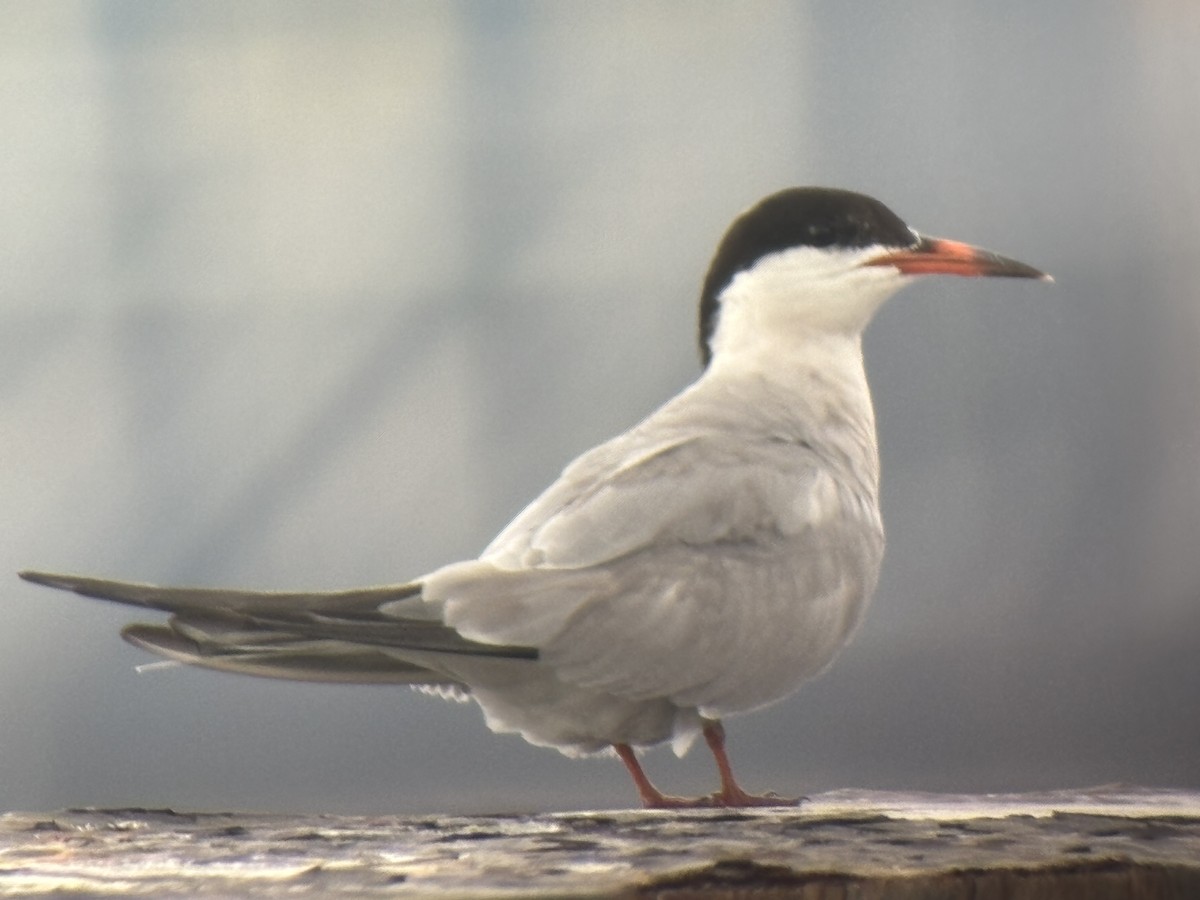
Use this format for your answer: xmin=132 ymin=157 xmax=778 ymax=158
xmin=20 ymin=187 xmax=1050 ymax=808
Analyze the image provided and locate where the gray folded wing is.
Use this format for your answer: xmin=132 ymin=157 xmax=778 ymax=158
xmin=18 ymin=570 xmax=536 ymax=685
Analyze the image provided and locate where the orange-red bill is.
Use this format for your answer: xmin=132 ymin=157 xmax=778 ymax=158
xmin=864 ymin=235 xmax=1051 ymax=280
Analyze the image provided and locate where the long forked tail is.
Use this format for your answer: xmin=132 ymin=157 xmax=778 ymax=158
xmin=18 ymin=570 xmax=536 ymax=685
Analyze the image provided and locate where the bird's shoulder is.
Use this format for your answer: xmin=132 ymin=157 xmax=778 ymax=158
xmin=481 ymin=395 xmax=830 ymax=570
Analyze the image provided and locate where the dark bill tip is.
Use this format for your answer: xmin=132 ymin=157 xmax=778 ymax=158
xmin=864 ymin=235 xmax=1052 ymax=281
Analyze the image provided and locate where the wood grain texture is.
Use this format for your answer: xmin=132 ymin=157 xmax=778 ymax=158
xmin=1 ymin=788 xmax=1197 ymax=897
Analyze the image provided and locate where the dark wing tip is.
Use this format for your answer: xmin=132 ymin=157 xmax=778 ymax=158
xmin=18 ymin=570 xmax=154 ymax=605
xmin=19 ymin=570 xmax=78 ymax=591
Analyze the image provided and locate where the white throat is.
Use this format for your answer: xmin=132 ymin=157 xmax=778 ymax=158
xmin=700 ymin=246 xmax=908 ymax=495
xmin=706 ymin=245 xmax=910 ymax=364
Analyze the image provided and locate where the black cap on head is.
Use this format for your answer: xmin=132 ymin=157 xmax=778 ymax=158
xmin=698 ymin=188 xmax=916 ymax=364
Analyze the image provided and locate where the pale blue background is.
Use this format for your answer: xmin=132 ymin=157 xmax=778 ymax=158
xmin=4 ymin=1 xmax=1199 ymax=814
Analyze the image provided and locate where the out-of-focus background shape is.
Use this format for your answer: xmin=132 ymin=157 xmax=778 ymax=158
xmin=3 ymin=2 xmax=1198 ymax=814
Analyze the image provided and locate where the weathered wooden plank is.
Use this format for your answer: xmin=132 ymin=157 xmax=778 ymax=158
xmin=1 ymin=788 xmax=1197 ymax=897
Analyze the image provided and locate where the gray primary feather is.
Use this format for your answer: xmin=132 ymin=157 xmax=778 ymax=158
xmin=121 ymin=623 xmax=451 ymax=685
xmin=18 ymin=570 xmax=423 ymax=616
xmin=16 ymin=570 xmax=537 ymax=687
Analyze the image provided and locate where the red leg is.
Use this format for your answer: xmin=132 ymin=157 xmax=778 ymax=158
xmin=702 ymin=720 xmax=798 ymax=808
xmin=613 ymin=743 xmax=702 ymax=809
xmin=614 ymin=724 xmax=798 ymax=809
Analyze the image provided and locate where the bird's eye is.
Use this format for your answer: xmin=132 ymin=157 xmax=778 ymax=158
xmin=806 ymin=222 xmax=835 ymax=247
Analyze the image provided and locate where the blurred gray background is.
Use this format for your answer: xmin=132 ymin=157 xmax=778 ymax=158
xmin=4 ymin=1 xmax=1198 ymax=815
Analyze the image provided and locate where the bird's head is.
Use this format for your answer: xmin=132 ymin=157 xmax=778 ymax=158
xmin=699 ymin=187 xmax=1050 ymax=366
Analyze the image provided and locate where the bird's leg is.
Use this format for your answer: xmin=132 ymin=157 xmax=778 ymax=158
xmin=615 ymin=724 xmax=799 ymax=809
xmin=701 ymin=720 xmax=799 ymax=807
xmin=613 ymin=743 xmax=705 ymax=809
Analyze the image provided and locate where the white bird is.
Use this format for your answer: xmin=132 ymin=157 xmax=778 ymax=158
xmin=20 ymin=187 xmax=1050 ymax=808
